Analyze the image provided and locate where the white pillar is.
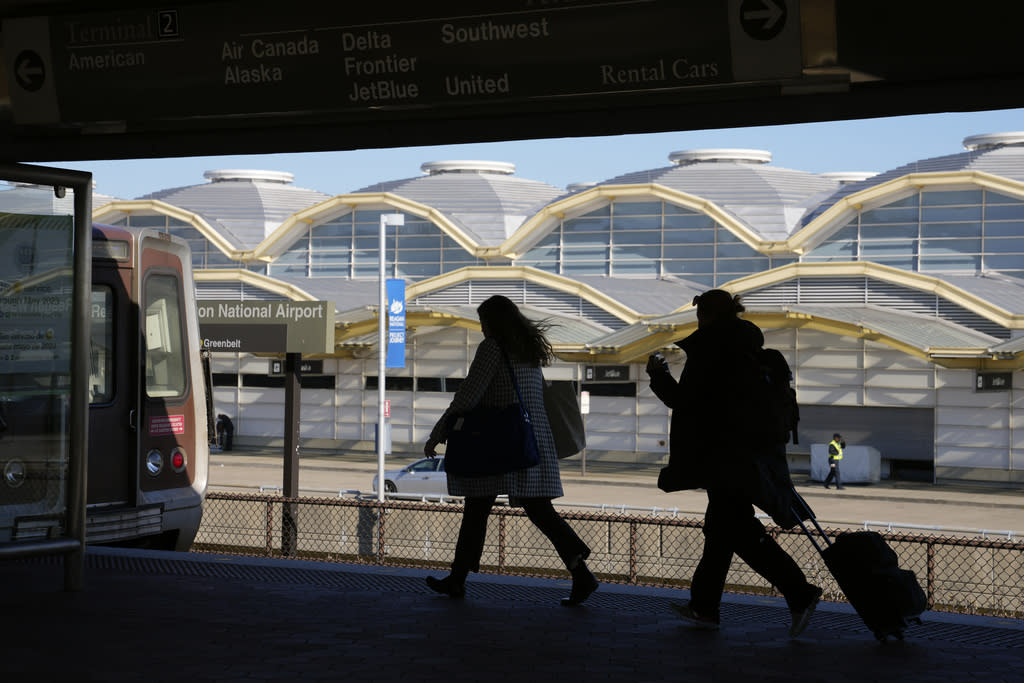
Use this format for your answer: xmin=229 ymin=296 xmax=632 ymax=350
xmin=378 ymin=212 xmax=404 ymax=501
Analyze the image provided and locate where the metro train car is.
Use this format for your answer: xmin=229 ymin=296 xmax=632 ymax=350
xmin=0 ymin=223 xmax=211 ymax=551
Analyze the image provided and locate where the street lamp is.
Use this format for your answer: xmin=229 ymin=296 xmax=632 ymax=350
xmin=378 ymin=212 xmax=404 ymax=502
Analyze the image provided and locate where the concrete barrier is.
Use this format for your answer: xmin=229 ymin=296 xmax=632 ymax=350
xmin=810 ymin=444 xmax=881 ymax=483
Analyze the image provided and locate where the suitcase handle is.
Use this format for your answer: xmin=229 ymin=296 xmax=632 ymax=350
xmin=791 ymin=489 xmax=833 ymax=553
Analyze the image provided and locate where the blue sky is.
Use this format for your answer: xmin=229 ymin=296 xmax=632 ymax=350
xmin=56 ymin=107 xmax=1024 ymax=200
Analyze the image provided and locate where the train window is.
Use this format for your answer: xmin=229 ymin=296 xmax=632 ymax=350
xmin=144 ymin=274 xmax=187 ymax=398
xmin=89 ymin=286 xmax=114 ymax=403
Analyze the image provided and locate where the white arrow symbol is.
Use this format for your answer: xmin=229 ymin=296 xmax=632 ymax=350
xmin=16 ymin=59 xmax=43 ymax=83
xmin=744 ymin=0 xmax=783 ymax=30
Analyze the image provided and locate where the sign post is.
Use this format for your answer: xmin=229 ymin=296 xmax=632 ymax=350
xmin=281 ymin=352 xmax=300 ymax=556
xmin=378 ymin=213 xmax=404 ymax=503
xmin=195 ymin=299 xmax=332 ymax=556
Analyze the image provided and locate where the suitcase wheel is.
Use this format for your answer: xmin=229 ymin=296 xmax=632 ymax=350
xmin=873 ymin=629 xmax=905 ymax=642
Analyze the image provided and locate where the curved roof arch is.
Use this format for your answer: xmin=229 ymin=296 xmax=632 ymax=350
xmin=352 ymin=160 xmax=564 ymax=246
xmin=136 ymin=169 xmax=331 ymax=250
xmin=570 ymin=301 xmax=1020 ymax=369
xmin=591 ymin=151 xmax=839 ymax=241
xmin=800 ymin=132 xmax=1024 ymax=231
xmin=254 ymin=192 xmax=503 ymax=262
xmin=789 ymin=170 xmax=1024 ymax=254
xmin=94 ymin=199 xmax=242 ymax=260
xmin=701 ymin=261 xmax=1024 ymax=329
xmin=193 ymin=268 xmax=318 ymax=302
xmin=404 ymin=265 xmax=644 ymax=326
xmin=500 ymin=183 xmax=799 ymax=259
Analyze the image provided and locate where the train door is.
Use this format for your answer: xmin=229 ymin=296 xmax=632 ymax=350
xmin=136 ymin=233 xmax=206 ymax=550
xmin=87 ymin=237 xmax=138 ymax=508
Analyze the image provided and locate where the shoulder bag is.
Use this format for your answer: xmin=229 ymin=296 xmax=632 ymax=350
xmin=444 ymin=348 xmax=540 ymax=477
xmin=543 ymin=380 xmax=586 ymax=459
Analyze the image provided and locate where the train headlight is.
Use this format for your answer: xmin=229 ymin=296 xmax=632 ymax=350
xmin=171 ymin=447 xmax=187 ymax=473
xmin=145 ymin=450 xmax=164 ymax=476
xmin=3 ymin=459 xmax=25 ymax=488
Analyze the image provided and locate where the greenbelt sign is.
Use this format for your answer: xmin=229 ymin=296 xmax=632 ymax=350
xmin=197 ymin=300 xmax=334 ymax=354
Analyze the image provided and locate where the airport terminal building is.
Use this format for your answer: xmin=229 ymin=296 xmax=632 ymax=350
xmin=79 ymin=132 xmax=1024 ymax=485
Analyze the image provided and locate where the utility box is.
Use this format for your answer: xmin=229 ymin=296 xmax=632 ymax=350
xmin=375 ymin=423 xmax=392 ymax=455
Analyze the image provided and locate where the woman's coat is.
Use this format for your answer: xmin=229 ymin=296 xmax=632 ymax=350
xmin=431 ymin=337 xmax=563 ymax=499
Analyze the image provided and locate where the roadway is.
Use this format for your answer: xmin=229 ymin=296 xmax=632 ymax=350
xmin=209 ymin=447 xmax=1024 ymax=538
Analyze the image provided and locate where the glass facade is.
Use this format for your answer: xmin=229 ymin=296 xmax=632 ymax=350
xmin=804 ymin=189 xmax=1024 ymax=278
xmin=516 ymin=200 xmax=790 ymax=286
xmin=270 ymin=209 xmax=483 ymax=279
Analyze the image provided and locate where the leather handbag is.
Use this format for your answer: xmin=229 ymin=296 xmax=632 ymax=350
xmin=543 ymin=380 xmax=586 ymax=459
xmin=444 ymin=350 xmax=540 ymax=477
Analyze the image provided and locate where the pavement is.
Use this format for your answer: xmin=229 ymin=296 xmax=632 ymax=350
xmin=4 ymin=546 xmax=1024 ymax=682
xmin=3 ymin=447 xmax=1022 ymax=682
xmin=211 ymin=446 xmax=1024 ymax=536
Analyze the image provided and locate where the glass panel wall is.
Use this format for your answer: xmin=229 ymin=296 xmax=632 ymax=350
xmin=517 ymin=199 xmax=777 ymax=286
xmin=271 ymin=210 xmax=481 ymax=279
xmin=804 ymin=188 xmax=1024 ymax=278
xmin=0 ymin=202 xmax=76 ymax=541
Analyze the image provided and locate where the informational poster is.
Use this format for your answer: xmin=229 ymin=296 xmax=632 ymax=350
xmin=0 ymin=210 xmax=74 ymax=525
xmin=386 ymin=278 xmax=406 ymax=369
xmin=0 ymin=213 xmax=74 ymax=373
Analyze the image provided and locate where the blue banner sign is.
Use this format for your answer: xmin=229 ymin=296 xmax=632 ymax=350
xmin=386 ymin=278 xmax=405 ymax=368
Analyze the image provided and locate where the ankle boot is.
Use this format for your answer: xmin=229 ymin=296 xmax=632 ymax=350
xmin=425 ymin=573 xmax=466 ymax=599
xmin=560 ymin=558 xmax=599 ymax=606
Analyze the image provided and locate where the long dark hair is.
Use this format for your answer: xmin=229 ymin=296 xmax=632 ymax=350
xmin=477 ymin=295 xmax=553 ymax=366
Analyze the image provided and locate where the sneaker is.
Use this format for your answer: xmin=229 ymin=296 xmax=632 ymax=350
xmin=789 ymin=586 xmax=823 ymax=637
xmin=670 ymin=601 xmax=721 ymax=630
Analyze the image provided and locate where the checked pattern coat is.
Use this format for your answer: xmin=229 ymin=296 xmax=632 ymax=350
xmin=430 ymin=337 xmax=563 ymax=499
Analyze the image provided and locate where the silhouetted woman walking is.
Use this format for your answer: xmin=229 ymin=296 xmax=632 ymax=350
xmin=424 ymin=295 xmax=598 ymax=606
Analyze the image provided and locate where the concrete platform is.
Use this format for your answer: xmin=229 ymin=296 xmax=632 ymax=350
xmin=3 ymin=546 xmax=1024 ymax=682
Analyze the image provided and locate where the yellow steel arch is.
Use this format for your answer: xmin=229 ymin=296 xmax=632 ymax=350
xmin=405 ymin=264 xmax=643 ymax=324
xmin=254 ymin=192 xmax=488 ymax=261
xmin=94 ymin=199 xmax=241 ymax=260
xmin=788 ymin=170 xmax=1024 ymax=254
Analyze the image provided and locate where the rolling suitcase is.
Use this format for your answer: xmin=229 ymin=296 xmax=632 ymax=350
xmin=793 ymin=496 xmax=927 ymax=640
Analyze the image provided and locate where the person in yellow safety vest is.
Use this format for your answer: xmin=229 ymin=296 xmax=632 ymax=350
xmin=824 ymin=433 xmax=845 ymax=490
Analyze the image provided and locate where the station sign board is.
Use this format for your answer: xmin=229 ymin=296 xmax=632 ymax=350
xmin=3 ymin=1 xmax=801 ymax=125
xmin=585 ymin=365 xmax=631 ymax=382
xmin=269 ymin=359 xmax=323 ymax=375
xmin=198 ymin=300 xmax=333 ymax=354
xmin=975 ymin=372 xmax=1012 ymax=392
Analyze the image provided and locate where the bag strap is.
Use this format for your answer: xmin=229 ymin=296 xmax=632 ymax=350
xmin=498 ymin=346 xmax=532 ymax=423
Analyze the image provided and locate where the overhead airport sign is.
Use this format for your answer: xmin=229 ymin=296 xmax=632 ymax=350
xmin=197 ymin=300 xmax=333 ymax=354
xmin=2 ymin=0 xmax=801 ymax=125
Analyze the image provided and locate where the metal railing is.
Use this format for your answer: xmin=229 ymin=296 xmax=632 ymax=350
xmin=194 ymin=492 xmax=1024 ymax=618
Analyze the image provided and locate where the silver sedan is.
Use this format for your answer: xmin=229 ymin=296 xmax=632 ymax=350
xmin=372 ymin=457 xmax=448 ymax=495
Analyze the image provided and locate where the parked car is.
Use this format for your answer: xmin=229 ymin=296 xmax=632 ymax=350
xmin=372 ymin=457 xmax=448 ymax=496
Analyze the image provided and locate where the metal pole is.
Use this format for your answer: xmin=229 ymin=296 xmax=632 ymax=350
xmin=377 ymin=213 xmax=403 ymax=502
xmin=67 ymin=170 xmax=92 ymax=591
xmin=282 ymin=352 xmax=301 ymax=556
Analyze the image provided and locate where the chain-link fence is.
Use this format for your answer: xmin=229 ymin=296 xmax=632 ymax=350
xmin=195 ymin=492 xmax=1024 ymax=618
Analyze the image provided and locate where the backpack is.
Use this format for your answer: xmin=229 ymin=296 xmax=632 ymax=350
xmin=754 ymin=347 xmax=800 ymax=445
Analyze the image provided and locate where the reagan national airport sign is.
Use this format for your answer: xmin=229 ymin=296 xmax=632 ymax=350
xmin=197 ymin=300 xmax=334 ymax=355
